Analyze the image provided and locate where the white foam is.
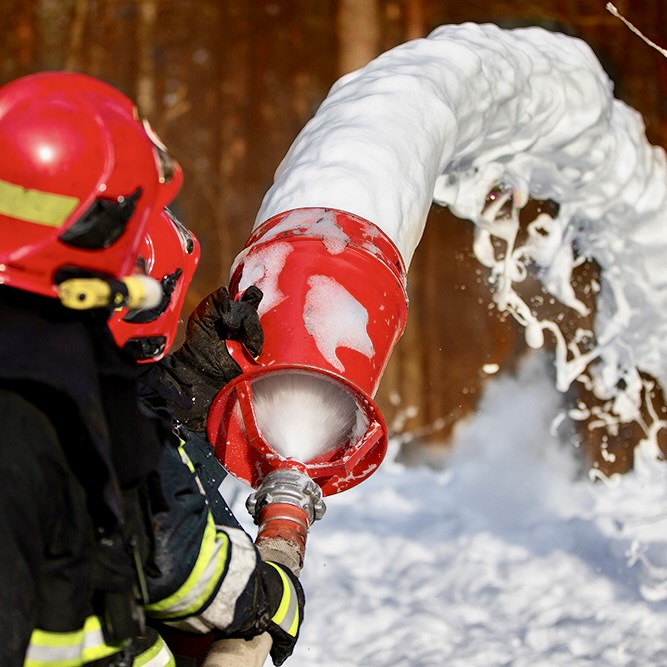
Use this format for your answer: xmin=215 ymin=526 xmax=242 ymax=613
xmin=253 ymin=209 xmax=350 ymax=255
xmin=303 ymin=274 xmax=375 ymax=372
xmin=235 ymin=242 xmax=292 ymax=318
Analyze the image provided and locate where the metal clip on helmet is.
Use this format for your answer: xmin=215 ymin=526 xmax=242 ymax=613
xmin=109 ymin=208 xmax=201 ymax=362
xmin=0 ymin=71 xmax=183 ymax=301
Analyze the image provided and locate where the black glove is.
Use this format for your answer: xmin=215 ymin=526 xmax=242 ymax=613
xmin=139 ymin=286 xmax=263 ymax=431
xmin=208 ymin=555 xmax=305 ymax=664
xmin=262 ymin=561 xmax=306 ymax=666
xmin=174 ymin=284 xmax=263 ymax=376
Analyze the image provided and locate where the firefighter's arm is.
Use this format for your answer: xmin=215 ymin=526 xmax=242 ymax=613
xmin=143 ymin=439 xmax=304 ymax=665
xmin=138 ymin=286 xmax=263 ymax=432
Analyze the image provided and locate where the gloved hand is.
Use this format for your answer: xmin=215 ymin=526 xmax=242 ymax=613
xmin=139 ymin=285 xmax=263 ymax=431
xmin=198 ymin=544 xmax=305 ymax=666
xmin=174 ymin=284 xmax=263 ymax=378
xmin=262 ymin=560 xmax=306 ymax=666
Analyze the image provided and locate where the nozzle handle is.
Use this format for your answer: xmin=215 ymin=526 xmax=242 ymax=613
xmin=254 ymin=502 xmax=309 ymax=575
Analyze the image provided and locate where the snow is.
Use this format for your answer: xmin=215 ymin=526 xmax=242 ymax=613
xmin=226 ymin=351 xmax=667 ymax=666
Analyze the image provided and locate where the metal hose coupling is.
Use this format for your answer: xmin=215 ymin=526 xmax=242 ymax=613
xmin=246 ymin=468 xmax=327 ymax=527
xmin=248 ymin=469 xmax=326 ymax=574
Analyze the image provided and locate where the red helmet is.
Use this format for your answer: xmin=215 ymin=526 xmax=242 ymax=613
xmin=0 ymin=71 xmax=183 ymax=298
xmin=110 ymin=208 xmax=201 ymax=362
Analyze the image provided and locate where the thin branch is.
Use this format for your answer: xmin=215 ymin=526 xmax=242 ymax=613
xmin=606 ymin=3 xmax=667 ymax=59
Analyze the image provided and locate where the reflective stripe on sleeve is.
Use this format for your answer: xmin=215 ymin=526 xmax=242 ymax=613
xmin=145 ymin=510 xmax=229 ymax=621
xmin=146 ymin=439 xmax=259 ymax=633
xmin=159 ymin=526 xmax=259 ymax=634
xmin=195 ymin=527 xmax=259 ymax=631
xmin=266 ymin=562 xmax=300 ymax=637
xmin=24 ymin=615 xmax=122 ymax=666
xmin=0 ymin=179 xmax=79 ymax=228
xmin=132 ymin=633 xmax=176 ymax=667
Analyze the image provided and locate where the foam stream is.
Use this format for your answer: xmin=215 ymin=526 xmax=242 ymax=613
xmin=255 ymin=22 xmax=667 ymax=433
xmin=251 ymin=373 xmax=359 ymax=462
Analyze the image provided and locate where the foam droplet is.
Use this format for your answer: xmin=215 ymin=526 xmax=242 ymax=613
xmin=525 ymin=322 xmax=544 ymax=349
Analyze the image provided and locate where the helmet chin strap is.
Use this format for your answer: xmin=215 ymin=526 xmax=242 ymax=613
xmin=57 ymin=274 xmax=163 ymax=311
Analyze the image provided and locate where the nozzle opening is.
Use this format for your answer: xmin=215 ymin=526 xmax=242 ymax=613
xmin=207 ymin=367 xmax=388 ymax=495
xmin=250 ymin=371 xmax=363 ymax=462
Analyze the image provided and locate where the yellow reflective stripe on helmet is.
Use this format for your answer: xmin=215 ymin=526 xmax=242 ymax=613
xmin=132 ymin=633 xmax=176 ymax=667
xmin=145 ymin=512 xmax=229 ymax=619
xmin=266 ymin=561 xmax=300 ymax=637
xmin=25 ymin=615 xmax=122 ymax=666
xmin=0 ymin=179 xmax=79 ymax=227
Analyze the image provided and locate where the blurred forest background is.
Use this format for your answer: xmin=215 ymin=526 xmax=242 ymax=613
xmin=2 ymin=0 xmax=667 ymax=464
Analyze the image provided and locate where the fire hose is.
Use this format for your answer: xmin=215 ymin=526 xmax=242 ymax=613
xmin=202 ymin=469 xmax=326 ymax=667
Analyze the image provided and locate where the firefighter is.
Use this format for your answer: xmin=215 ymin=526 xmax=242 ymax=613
xmin=0 ymin=71 xmax=302 ymax=667
xmin=110 ymin=208 xmax=305 ymax=666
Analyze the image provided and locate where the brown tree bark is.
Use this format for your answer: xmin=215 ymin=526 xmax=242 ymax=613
xmin=64 ymin=0 xmax=87 ymax=72
xmin=335 ymin=0 xmax=381 ymax=76
xmin=136 ymin=0 xmax=158 ymax=118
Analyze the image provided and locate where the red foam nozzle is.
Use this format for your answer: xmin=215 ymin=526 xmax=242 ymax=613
xmin=207 ymin=208 xmax=408 ymax=496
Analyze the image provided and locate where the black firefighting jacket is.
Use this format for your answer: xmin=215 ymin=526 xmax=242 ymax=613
xmin=0 ymin=286 xmax=169 ymax=665
xmin=0 ymin=287 xmax=297 ymax=666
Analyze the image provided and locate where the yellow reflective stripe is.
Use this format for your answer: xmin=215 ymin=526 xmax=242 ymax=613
xmin=0 ymin=179 xmax=79 ymax=227
xmin=176 ymin=438 xmax=196 ymax=474
xmin=145 ymin=512 xmax=228 ymax=618
xmin=132 ymin=633 xmax=176 ymax=667
xmin=25 ymin=615 xmax=122 ymax=666
xmin=267 ymin=562 xmax=300 ymax=637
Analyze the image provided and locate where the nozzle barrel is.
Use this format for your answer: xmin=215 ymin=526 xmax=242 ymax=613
xmin=208 ymin=208 xmax=408 ymax=496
